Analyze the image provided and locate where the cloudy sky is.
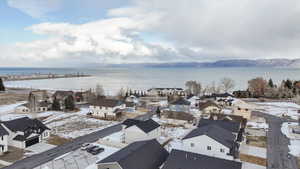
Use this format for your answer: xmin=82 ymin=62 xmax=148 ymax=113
xmin=0 ymin=0 xmax=300 ymax=67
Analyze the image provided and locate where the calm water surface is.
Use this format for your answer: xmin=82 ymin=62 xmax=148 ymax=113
xmin=1 ymin=67 xmax=300 ymax=94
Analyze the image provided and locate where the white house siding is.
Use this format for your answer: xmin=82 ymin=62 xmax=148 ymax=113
xmin=124 ymin=126 xmax=161 ymax=143
xmin=10 ymin=140 xmax=25 ymax=149
xmin=89 ymin=104 xmax=125 ymax=118
xmin=202 ymin=106 xmax=221 ymax=114
xmin=0 ymin=135 xmax=8 ymax=153
xmin=182 ymin=135 xmax=233 ymax=160
xmin=98 ymin=162 xmax=122 ymax=169
xmin=15 ymin=106 xmax=30 ymax=114
xmin=41 ymin=130 xmax=50 ymax=140
xmin=169 ymin=105 xmax=190 ymax=112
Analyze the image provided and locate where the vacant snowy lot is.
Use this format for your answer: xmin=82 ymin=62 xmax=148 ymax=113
xmin=281 ymin=122 xmax=300 ymax=157
xmin=255 ymin=102 xmax=300 ymax=120
xmin=42 ymin=108 xmax=117 ymax=139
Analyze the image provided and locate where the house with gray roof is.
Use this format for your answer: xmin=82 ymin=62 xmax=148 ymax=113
xmin=162 ymin=149 xmax=242 ymax=169
xmin=0 ymin=125 xmax=9 ymax=154
xmin=182 ymin=124 xmax=239 ymax=160
xmin=169 ymin=97 xmax=191 ymax=112
xmin=0 ymin=117 xmax=50 ymax=150
xmin=198 ymin=119 xmax=241 ymax=134
xmin=97 ymin=139 xmax=169 ymax=169
xmin=89 ymin=98 xmax=125 ymax=119
xmin=122 ymin=119 xmax=161 ymax=143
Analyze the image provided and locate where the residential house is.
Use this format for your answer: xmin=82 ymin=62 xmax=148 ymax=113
xmin=0 ymin=126 xmax=9 ymax=155
xmin=162 ymin=149 xmax=242 ymax=169
xmin=0 ymin=117 xmax=50 ymax=150
xmin=208 ymin=113 xmax=247 ymax=129
xmin=207 ymin=114 xmax=246 ymax=142
xmin=122 ymin=119 xmax=161 ymax=143
xmin=74 ymin=90 xmax=92 ymax=103
xmin=147 ymin=88 xmax=185 ymax=96
xmin=125 ymin=95 xmax=139 ymax=104
xmin=199 ymin=101 xmax=221 ymax=115
xmin=182 ymin=125 xmax=239 ymax=160
xmin=27 ymin=90 xmax=50 ymax=113
xmin=232 ymin=99 xmax=254 ymax=120
xmin=89 ymin=99 xmax=125 ymax=119
xmin=187 ymin=95 xmax=201 ymax=108
xmin=162 ymin=110 xmax=196 ymax=126
xmin=16 ymin=100 xmax=52 ymax=114
xmin=198 ymin=119 xmax=241 ymax=136
xmin=124 ymin=101 xmax=136 ymax=112
xmin=169 ymin=97 xmax=191 ymax=112
xmin=233 ymin=90 xmax=251 ymax=98
xmin=52 ymin=90 xmax=74 ymax=110
xmin=97 ymin=139 xmax=169 ymax=169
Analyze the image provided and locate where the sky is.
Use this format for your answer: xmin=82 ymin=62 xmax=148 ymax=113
xmin=0 ymin=0 xmax=300 ymax=67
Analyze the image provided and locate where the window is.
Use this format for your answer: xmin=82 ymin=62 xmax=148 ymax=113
xmin=207 ymin=146 xmax=211 ymax=150
xmin=190 ymin=143 xmax=194 ymax=147
xmin=220 ymin=148 xmax=225 ymax=153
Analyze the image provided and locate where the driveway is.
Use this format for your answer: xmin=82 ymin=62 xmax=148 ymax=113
xmin=252 ymin=111 xmax=299 ymax=169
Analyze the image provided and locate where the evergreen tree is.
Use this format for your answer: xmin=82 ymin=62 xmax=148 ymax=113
xmin=268 ymin=78 xmax=274 ymax=88
xmin=285 ymin=79 xmax=293 ymax=89
xmin=52 ymin=97 xmax=61 ymax=111
xmin=64 ymin=95 xmax=75 ymax=111
xmin=156 ymin=106 xmax=161 ymax=118
xmin=0 ymin=78 xmax=5 ymax=91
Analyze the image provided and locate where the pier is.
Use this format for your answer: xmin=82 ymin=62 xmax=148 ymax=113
xmin=0 ymin=72 xmax=91 ymax=81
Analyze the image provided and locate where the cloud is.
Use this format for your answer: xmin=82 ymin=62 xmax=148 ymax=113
xmin=2 ymin=0 xmax=300 ymax=66
xmin=111 ymin=0 xmax=300 ymax=59
xmin=7 ymin=0 xmax=62 ymax=18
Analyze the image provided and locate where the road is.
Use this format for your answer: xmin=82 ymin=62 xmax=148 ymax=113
xmin=4 ymin=111 xmax=154 ymax=169
xmin=252 ymin=111 xmax=298 ymax=169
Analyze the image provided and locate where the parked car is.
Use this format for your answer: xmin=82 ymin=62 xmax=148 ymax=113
xmin=81 ymin=143 xmax=91 ymax=150
xmin=86 ymin=145 xmax=98 ymax=153
xmin=89 ymin=147 xmax=105 ymax=155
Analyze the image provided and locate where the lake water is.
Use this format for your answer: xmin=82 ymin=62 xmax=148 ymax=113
xmin=1 ymin=67 xmax=300 ymax=94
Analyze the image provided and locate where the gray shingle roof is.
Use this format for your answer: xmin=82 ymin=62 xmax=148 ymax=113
xmin=183 ymin=125 xmax=236 ymax=148
xmin=162 ymin=149 xmax=242 ymax=169
xmin=199 ymin=101 xmax=220 ymax=110
xmin=91 ymin=98 xmax=123 ymax=108
xmin=170 ymin=97 xmax=191 ymax=105
xmin=198 ymin=119 xmax=240 ymax=133
xmin=2 ymin=117 xmax=49 ymax=133
xmin=98 ymin=139 xmax=169 ymax=169
xmin=0 ymin=125 xmax=9 ymax=136
xmin=122 ymin=119 xmax=160 ymax=133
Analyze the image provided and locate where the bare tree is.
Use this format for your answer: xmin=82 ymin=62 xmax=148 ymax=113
xmin=95 ymin=84 xmax=105 ymax=97
xmin=220 ymin=78 xmax=235 ymax=92
xmin=116 ymin=88 xmax=126 ymax=99
xmin=248 ymin=77 xmax=268 ymax=97
xmin=185 ymin=80 xmax=202 ymax=96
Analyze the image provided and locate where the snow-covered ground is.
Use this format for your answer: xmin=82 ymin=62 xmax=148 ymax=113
xmin=256 ymin=102 xmax=300 ymax=120
xmin=281 ymin=122 xmax=300 ymax=157
xmin=43 ymin=108 xmax=117 ymax=139
xmin=0 ymin=101 xmax=26 ymax=115
xmin=240 ymin=144 xmax=266 ymax=159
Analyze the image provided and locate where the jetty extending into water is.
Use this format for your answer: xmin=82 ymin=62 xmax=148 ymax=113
xmin=0 ymin=72 xmax=91 ymax=81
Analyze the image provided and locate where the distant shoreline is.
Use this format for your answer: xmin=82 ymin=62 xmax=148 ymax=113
xmin=1 ymin=73 xmax=91 ymax=82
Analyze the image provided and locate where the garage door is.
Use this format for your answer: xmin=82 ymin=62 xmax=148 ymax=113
xmin=25 ymin=136 xmax=39 ymax=147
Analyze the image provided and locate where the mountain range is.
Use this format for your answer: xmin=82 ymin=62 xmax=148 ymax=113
xmin=98 ymin=59 xmax=300 ymax=68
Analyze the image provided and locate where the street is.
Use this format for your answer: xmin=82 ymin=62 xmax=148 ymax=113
xmin=3 ymin=110 xmax=155 ymax=169
xmin=252 ymin=111 xmax=299 ymax=169
xmin=3 ymin=124 xmax=122 ymax=169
